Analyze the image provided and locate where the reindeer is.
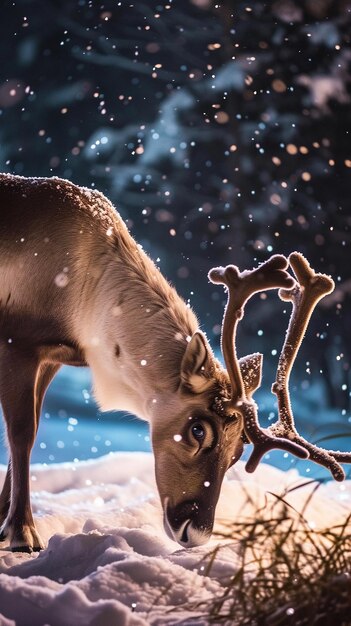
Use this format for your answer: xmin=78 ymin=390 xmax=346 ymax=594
xmin=0 ymin=173 xmax=350 ymax=553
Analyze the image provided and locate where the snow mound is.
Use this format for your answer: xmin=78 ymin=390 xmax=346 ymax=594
xmin=0 ymin=452 xmax=350 ymax=625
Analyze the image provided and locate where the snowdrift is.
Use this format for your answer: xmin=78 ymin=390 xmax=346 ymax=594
xmin=0 ymin=452 xmax=350 ymax=625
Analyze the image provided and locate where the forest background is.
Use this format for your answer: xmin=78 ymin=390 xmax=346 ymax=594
xmin=1 ymin=0 xmax=350 ymax=476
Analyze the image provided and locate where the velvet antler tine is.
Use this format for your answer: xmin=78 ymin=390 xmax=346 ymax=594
xmin=266 ymin=252 xmax=351 ymax=481
xmin=244 ymin=431 xmax=309 ymax=473
xmin=209 ymin=265 xmax=246 ymax=400
xmin=272 ymin=252 xmax=334 ymax=433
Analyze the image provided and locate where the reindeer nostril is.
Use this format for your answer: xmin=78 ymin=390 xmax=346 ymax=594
xmin=180 ymin=519 xmax=191 ymax=544
xmin=164 ymin=499 xmax=213 ymax=547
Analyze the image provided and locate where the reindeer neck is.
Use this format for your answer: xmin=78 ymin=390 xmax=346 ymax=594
xmin=78 ymin=224 xmax=199 ymax=420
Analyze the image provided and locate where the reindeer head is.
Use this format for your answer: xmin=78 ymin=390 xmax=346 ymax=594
xmin=153 ymin=253 xmax=348 ymax=549
xmin=152 ymin=332 xmax=262 ymax=547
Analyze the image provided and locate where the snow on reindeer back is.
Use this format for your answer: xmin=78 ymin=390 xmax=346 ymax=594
xmin=0 ymin=451 xmax=350 ymax=626
xmin=0 ymin=173 xmax=119 ymax=235
xmin=51 ymin=176 xmax=120 ymax=236
xmin=64 ymin=180 xmax=118 ymax=232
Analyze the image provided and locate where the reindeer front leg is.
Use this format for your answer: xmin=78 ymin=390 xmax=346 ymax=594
xmin=0 ymin=466 xmax=11 ymax=526
xmin=0 ymin=347 xmax=44 ymax=552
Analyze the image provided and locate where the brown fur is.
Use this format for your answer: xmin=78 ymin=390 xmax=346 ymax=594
xmin=0 ymin=174 xmax=250 ymax=551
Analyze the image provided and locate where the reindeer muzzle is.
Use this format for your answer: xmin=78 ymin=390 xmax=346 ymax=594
xmin=163 ymin=498 xmax=213 ymax=548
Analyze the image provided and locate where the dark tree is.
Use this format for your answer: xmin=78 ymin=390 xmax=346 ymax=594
xmin=1 ymin=0 xmax=350 ymax=415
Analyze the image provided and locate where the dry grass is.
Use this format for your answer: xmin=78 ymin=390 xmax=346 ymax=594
xmin=189 ymin=481 xmax=351 ymax=626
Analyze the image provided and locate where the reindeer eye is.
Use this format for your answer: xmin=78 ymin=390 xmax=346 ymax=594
xmin=188 ymin=419 xmax=215 ymax=450
xmin=191 ymin=422 xmax=205 ymax=441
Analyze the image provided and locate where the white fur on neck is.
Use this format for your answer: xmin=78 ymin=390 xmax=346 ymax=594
xmin=75 ymin=217 xmax=199 ymax=421
xmin=84 ymin=344 xmax=153 ymax=418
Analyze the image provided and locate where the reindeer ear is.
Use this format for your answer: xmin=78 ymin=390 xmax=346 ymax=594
xmin=180 ymin=332 xmax=213 ymax=394
xmin=238 ymin=352 xmax=263 ymax=397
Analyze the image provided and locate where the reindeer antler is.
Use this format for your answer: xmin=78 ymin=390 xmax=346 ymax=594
xmin=266 ymin=252 xmax=351 ymax=481
xmin=209 ymin=255 xmax=309 ymax=466
xmin=209 ymin=252 xmax=351 ymax=482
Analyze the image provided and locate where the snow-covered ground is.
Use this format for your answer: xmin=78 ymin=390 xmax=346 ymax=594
xmin=0 ymin=452 xmax=350 ymax=626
